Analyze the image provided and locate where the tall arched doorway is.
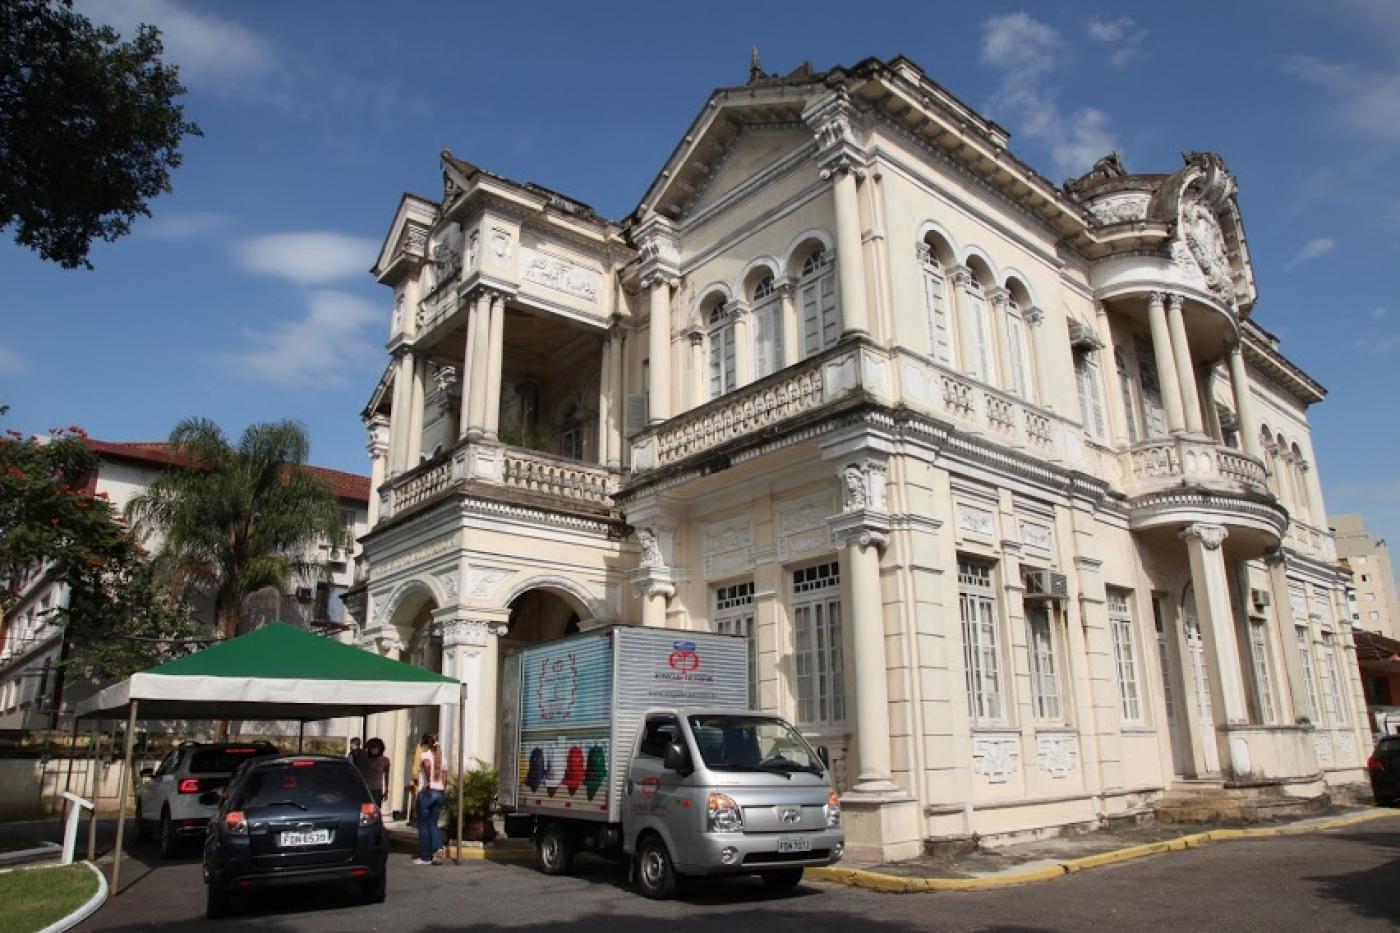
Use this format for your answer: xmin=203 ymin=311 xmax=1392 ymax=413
xmin=1182 ymin=583 xmax=1219 ymax=775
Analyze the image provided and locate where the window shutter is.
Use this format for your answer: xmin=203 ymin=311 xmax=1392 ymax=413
xmin=1006 ymin=313 xmax=1029 ymax=398
xmin=624 ymin=394 xmax=648 ymax=436
xmin=708 ymin=331 xmax=722 ymax=400
xmin=965 ymin=291 xmax=990 ymax=381
xmin=1075 ymin=351 xmax=1106 ymax=439
xmin=801 ymin=282 xmax=821 ymax=358
xmin=819 ymin=272 xmax=838 ymax=351
xmin=753 ymin=306 xmax=771 ymax=379
xmin=1116 ymin=349 xmax=1139 ymax=442
xmin=924 ymin=270 xmax=952 ymax=366
xmin=1135 ymin=335 xmax=1168 ymax=437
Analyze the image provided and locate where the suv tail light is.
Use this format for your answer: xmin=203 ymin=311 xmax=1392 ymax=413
xmin=1368 ymin=756 xmax=1386 ymax=772
xmin=178 ymin=777 xmax=202 ymax=794
xmin=224 ymin=810 xmax=249 ymax=836
xmin=359 ymin=802 xmax=381 ymax=827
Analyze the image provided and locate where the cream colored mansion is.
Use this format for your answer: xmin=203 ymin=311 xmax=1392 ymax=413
xmin=345 ymin=56 xmax=1369 ymax=859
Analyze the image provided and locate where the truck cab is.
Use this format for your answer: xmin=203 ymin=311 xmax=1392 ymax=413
xmin=621 ymin=708 xmax=844 ymax=897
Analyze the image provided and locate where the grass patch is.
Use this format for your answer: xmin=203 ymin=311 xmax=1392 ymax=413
xmin=0 ymin=838 xmax=47 ymax=854
xmin=0 ymin=864 xmax=99 ymax=933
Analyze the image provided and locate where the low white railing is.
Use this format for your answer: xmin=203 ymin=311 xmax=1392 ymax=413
xmin=502 ymin=448 xmax=615 ymax=506
xmin=1285 ymin=518 xmax=1337 ymax=562
xmin=383 ymin=458 xmax=454 ymax=518
xmin=913 ymin=359 xmax=1067 ymax=457
xmin=1124 ymin=437 xmax=1268 ymax=495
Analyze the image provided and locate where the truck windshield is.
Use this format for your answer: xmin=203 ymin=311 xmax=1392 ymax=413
xmin=687 ymin=715 xmax=824 ymax=777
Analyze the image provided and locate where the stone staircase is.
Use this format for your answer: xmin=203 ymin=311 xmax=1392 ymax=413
xmin=1154 ymin=779 xmax=1331 ymax=824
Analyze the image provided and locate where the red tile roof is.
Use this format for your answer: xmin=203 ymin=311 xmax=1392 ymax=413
xmin=1355 ymin=628 xmax=1400 ymax=663
xmin=85 ymin=440 xmax=370 ymax=504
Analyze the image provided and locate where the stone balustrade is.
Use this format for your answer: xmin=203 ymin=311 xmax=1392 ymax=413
xmin=909 ymin=357 xmax=1065 ymax=457
xmin=1123 ymin=436 xmax=1268 ymax=496
xmin=502 ymin=448 xmax=615 ymax=506
xmin=1285 ymin=518 xmax=1337 ymax=562
xmin=383 ymin=457 xmax=454 ymax=518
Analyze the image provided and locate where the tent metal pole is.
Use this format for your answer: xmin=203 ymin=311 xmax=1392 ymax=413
xmin=110 ymin=700 xmax=138 ymax=895
xmin=455 ymin=684 xmax=466 ymax=865
xmin=86 ymin=721 xmax=99 ymax=862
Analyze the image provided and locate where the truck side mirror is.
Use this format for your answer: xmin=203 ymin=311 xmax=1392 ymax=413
xmin=663 ymin=742 xmax=691 ymax=776
xmin=816 ymin=746 xmax=830 ymax=769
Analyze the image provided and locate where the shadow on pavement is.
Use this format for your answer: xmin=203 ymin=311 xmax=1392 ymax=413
xmin=1304 ymin=828 xmax=1400 ymax=925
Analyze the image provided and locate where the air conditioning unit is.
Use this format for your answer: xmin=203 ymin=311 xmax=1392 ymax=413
xmin=1250 ymin=588 xmax=1272 ymax=609
xmin=1024 ymin=569 xmax=1070 ymax=602
xmin=294 ymin=586 xmax=314 ymax=602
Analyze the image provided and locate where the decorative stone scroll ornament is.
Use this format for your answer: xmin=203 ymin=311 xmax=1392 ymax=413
xmin=432 ymin=364 xmax=458 ymax=394
xmin=366 ymin=415 xmax=390 ymax=460
xmin=637 ymin=527 xmax=664 ymax=569
xmin=434 ymin=570 xmax=459 ymax=602
xmin=466 ymin=233 xmax=480 ymax=270
xmin=804 ymin=91 xmax=865 ymax=177
xmin=403 ymin=224 xmax=428 ymax=255
xmin=972 ymin=735 xmax=1020 ymax=783
xmin=842 ymin=465 xmax=868 ymax=510
xmin=489 ymin=228 xmax=512 ymax=264
xmin=1035 ymin=734 xmax=1078 ymax=779
xmin=1023 ymin=306 xmax=1045 ymax=326
xmin=1180 ymin=523 xmax=1228 ymax=550
xmin=392 ymin=294 xmax=405 ymax=331
xmin=1179 ymin=154 xmax=1238 ymax=303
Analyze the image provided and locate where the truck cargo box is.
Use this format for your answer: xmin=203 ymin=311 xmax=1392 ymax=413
xmin=498 ymin=626 xmax=749 ymax=824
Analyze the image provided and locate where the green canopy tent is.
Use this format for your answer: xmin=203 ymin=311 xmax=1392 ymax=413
xmin=73 ymin=624 xmax=468 ymax=892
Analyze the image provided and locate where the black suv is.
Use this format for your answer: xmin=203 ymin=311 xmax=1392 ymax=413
xmin=1368 ymin=735 xmax=1400 ymax=806
xmin=202 ymin=755 xmax=388 ymax=918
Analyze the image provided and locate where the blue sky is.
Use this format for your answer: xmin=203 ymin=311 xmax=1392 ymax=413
xmin=1 ymin=0 xmax=1398 ymax=546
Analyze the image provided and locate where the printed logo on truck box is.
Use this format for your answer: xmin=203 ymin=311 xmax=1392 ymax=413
xmin=666 ymin=640 xmax=702 ymax=675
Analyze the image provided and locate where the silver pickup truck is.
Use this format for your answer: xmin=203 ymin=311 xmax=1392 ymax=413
xmin=499 ymin=627 xmax=845 ymax=897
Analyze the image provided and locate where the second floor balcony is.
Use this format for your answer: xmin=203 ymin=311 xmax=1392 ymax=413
xmin=1122 ymin=435 xmax=1269 ymax=498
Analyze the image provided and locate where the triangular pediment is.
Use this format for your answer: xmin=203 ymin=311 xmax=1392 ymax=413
xmin=680 ymin=126 xmax=812 ymax=218
xmin=374 ymin=193 xmax=438 ymax=281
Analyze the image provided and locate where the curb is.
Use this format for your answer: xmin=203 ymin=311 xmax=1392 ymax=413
xmin=35 ymin=861 xmax=108 ymax=933
xmin=0 ymin=842 xmax=62 ymax=867
xmin=441 ymin=842 xmax=534 ymax=863
xmin=807 ymin=809 xmax=1397 ymax=893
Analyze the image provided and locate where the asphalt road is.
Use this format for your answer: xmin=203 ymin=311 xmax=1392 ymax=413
xmin=78 ymin=814 xmax=1400 ymax=932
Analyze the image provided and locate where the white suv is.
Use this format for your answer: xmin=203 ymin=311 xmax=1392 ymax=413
xmin=135 ymin=742 xmax=279 ymax=857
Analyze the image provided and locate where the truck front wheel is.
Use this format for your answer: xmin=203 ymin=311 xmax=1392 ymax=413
xmin=538 ymin=822 xmax=575 ymax=876
xmin=636 ymin=835 xmax=677 ymax=899
xmin=760 ymin=867 xmax=805 ymax=891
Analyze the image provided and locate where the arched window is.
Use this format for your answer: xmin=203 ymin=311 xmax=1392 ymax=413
xmin=1115 ymin=347 xmax=1141 ymax=442
xmin=749 ymin=272 xmax=783 ymax=379
xmin=958 ymin=260 xmax=995 ymax=383
xmin=918 ymin=240 xmax=954 ymax=366
xmin=1291 ymin=443 xmax=1311 ymax=520
xmin=797 ymin=246 xmax=837 ymax=358
xmin=1003 ymin=279 xmax=1035 ymax=401
xmin=706 ymin=299 xmax=737 ymax=399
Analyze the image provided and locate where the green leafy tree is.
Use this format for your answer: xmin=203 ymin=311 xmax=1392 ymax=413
xmin=128 ymin=418 xmax=346 ymax=643
xmin=0 ymin=413 xmax=197 ymax=683
xmin=0 ymin=0 xmax=202 ymax=268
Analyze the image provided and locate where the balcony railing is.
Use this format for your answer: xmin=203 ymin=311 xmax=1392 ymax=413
xmin=1285 ymin=518 xmax=1337 ymax=562
xmin=415 ymin=281 xmax=461 ymax=334
xmin=1123 ymin=436 xmax=1268 ymax=496
xmin=379 ymin=439 xmax=619 ymax=522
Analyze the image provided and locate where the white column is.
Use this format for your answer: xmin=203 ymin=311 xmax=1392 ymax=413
xmin=466 ymin=292 xmax=492 ymax=437
xmin=1166 ymin=294 xmax=1205 ymax=434
xmin=641 ymin=585 xmax=671 ymax=627
xmin=647 ymin=278 xmax=673 ymax=424
xmin=733 ymin=309 xmax=752 ymax=387
xmin=607 ymin=328 xmax=624 ymax=469
xmin=1147 ymin=292 xmax=1186 ymax=434
xmin=366 ymin=416 xmax=389 ymax=526
xmin=1182 ymin=524 xmax=1249 ymax=726
xmin=1097 ymin=303 xmax=1130 ymax=447
xmin=829 ymin=167 xmax=870 ymax=337
xmin=1024 ymin=307 xmax=1048 ymax=406
xmin=475 ymin=627 xmax=501 ymax=769
xmin=458 ymin=294 xmax=482 ymax=438
xmin=986 ymin=288 xmax=1011 ymax=391
xmin=847 ymin=534 xmax=894 ymax=789
xmin=389 ymin=351 xmax=415 ymax=474
xmin=688 ymin=331 xmax=706 ymax=408
xmin=407 ymin=353 xmax=426 ymax=467
xmin=1228 ymin=344 xmax=1262 ymax=459
xmin=484 ymin=292 xmax=505 ymax=439
xmin=778 ymin=283 xmax=799 ymax=368
xmin=597 ymin=332 xmax=611 ymax=465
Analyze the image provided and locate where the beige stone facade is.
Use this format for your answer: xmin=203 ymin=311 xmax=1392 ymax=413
xmin=347 ymin=56 xmax=1369 ymax=859
xmin=1334 ymin=513 xmax=1400 ymax=640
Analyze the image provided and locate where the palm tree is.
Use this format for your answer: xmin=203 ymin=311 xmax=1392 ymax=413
xmin=128 ymin=418 xmax=346 ymax=643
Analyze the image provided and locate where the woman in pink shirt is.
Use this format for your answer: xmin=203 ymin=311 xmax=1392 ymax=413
xmin=408 ymin=733 xmax=446 ymax=865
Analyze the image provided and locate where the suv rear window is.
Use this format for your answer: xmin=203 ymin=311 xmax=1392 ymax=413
xmin=1378 ymin=736 xmax=1400 ymax=752
xmin=189 ymin=746 xmax=276 ymax=774
xmin=233 ymin=762 xmax=369 ymax=812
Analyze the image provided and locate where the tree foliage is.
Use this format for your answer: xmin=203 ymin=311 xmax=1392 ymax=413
xmin=0 ymin=414 xmax=197 ymax=680
xmin=0 ymin=0 xmax=202 ymax=268
xmin=128 ymin=418 xmax=346 ymax=642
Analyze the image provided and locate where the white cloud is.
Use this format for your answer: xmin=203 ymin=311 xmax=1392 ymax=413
xmin=1285 ymin=236 xmax=1337 ymax=270
xmin=1356 ymin=334 xmax=1400 ymax=355
xmin=234 ymin=232 xmax=378 ymax=286
xmin=81 ymin=0 xmax=275 ymax=89
xmin=220 ymin=290 xmax=380 ymax=388
xmin=0 ymin=345 xmax=26 ymax=376
xmin=139 ymin=211 xmax=233 ymax=239
xmin=1373 ymin=306 xmax=1389 ymax=320
xmin=1085 ymin=16 xmax=1149 ymax=68
xmin=1282 ymin=55 xmax=1400 ymax=147
xmin=979 ymin=13 xmax=1121 ymax=178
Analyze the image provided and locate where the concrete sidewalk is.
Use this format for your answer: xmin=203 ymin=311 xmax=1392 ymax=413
xmin=809 ymin=806 xmax=1398 ymax=892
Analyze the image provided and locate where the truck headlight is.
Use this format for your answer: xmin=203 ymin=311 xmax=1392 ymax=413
xmin=825 ymin=791 xmax=841 ymax=828
xmin=706 ymin=793 xmax=743 ymax=833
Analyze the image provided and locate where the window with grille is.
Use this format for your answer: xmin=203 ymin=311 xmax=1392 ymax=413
xmin=1108 ymin=588 xmax=1142 ymax=723
xmin=1318 ymin=632 xmax=1345 ymax=725
xmin=1248 ymin=620 xmax=1275 ymax=723
xmin=959 ymin=558 xmax=1002 ymax=722
xmin=799 ymin=249 xmax=838 ymax=358
xmin=1025 ymin=602 xmax=1060 ymax=721
xmin=792 ymin=562 xmax=844 ymax=727
xmin=707 ymin=306 xmax=737 ymax=399
xmin=714 ymin=581 xmax=757 ymax=707
xmin=1295 ymin=625 xmax=1321 ymax=723
xmin=920 ymin=247 xmax=954 ymax=367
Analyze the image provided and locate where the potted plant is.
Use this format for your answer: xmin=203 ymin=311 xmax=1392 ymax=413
xmin=445 ymin=767 xmax=500 ymax=843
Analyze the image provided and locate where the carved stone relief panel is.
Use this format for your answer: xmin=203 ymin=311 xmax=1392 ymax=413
xmin=1313 ymin=732 xmax=1332 ymax=766
xmin=465 ymin=565 xmax=514 ymax=601
xmin=956 ymin=503 xmax=996 ymax=538
xmin=776 ymin=493 xmax=835 ymax=561
xmin=972 ymin=735 xmax=1020 ymax=784
xmin=519 ymin=246 xmax=602 ymax=303
xmin=703 ymin=516 xmax=754 ymax=580
xmin=1035 ymin=734 xmax=1078 ymax=779
xmin=1019 ymin=520 xmax=1054 ymax=553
